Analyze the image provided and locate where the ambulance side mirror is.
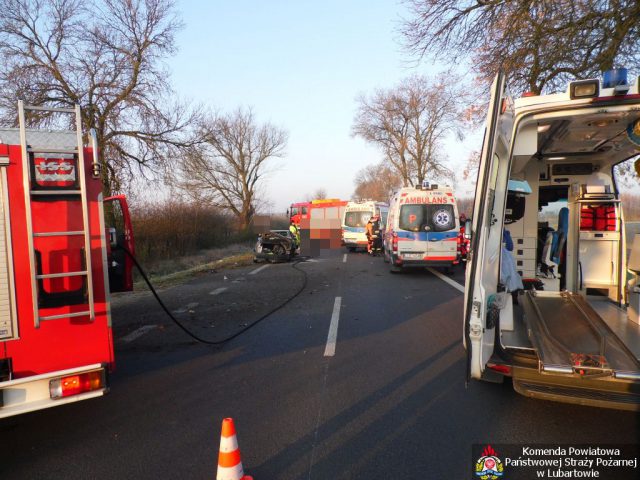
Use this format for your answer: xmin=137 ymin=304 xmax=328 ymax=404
xmin=464 ymin=219 xmax=472 ymax=240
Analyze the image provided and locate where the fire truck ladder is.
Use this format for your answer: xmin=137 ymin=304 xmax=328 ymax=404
xmin=18 ymin=101 xmax=95 ymax=327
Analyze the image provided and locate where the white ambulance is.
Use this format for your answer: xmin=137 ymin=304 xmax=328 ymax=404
xmin=383 ymin=181 xmax=460 ymax=272
xmin=341 ymin=201 xmax=388 ymax=252
xmin=465 ymin=68 xmax=640 ymax=410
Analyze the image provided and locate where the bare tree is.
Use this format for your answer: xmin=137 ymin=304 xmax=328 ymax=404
xmin=178 ymin=108 xmax=287 ymax=231
xmin=462 ymin=149 xmax=481 ymax=182
xmin=353 ymin=162 xmax=402 ymax=202
xmin=352 ymin=74 xmax=467 ymax=186
xmin=304 ymin=188 xmax=328 ymax=202
xmin=402 ymin=0 xmax=640 ymax=95
xmin=0 ymin=0 xmax=199 ymax=194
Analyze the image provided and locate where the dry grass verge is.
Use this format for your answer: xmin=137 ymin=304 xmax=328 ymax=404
xmin=134 ymin=245 xmax=253 ymax=291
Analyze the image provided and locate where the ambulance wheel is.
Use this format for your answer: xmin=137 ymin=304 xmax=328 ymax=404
xmin=390 ymin=262 xmax=402 ymax=274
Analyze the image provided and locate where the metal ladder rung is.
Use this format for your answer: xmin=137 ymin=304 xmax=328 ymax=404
xmin=30 ymin=190 xmax=81 ymax=196
xmin=36 ymin=271 xmax=87 ymax=280
xmin=34 ymin=231 xmax=85 ymax=237
xmin=23 ymin=105 xmax=76 ymax=114
xmin=28 ymin=148 xmax=77 ymax=155
xmin=40 ymin=311 xmax=91 ymax=321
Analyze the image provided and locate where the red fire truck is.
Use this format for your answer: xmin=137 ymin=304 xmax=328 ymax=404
xmin=0 ymin=102 xmax=134 ymax=418
xmin=288 ymin=201 xmax=310 ymax=226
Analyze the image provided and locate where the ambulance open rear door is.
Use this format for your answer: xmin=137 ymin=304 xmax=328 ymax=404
xmin=464 ymin=72 xmax=514 ymax=380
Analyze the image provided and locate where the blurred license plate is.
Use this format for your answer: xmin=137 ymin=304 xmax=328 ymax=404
xmin=402 ymin=253 xmax=423 ymax=259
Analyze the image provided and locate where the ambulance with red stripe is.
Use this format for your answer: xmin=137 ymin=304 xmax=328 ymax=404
xmin=383 ymin=181 xmax=460 ymax=272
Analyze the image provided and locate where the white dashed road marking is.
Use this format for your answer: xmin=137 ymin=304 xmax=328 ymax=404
xmin=121 ymin=325 xmax=156 ymax=343
xmin=426 ymin=267 xmax=465 ymax=293
xmin=343 ymin=254 xmax=347 ymax=263
xmin=209 ymin=287 xmax=228 ymax=296
xmin=324 ymin=297 xmax=342 ymax=357
xmin=249 ymin=264 xmax=270 ymax=275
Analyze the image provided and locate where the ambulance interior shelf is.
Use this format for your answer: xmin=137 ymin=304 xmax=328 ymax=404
xmin=576 ymin=191 xmax=620 ymax=294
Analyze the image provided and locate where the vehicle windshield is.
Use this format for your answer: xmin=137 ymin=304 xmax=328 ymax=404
xmin=291 ymin=207 xmax=299 ymax=215
xmin=399 ymin=204 xmax=455 ymax=232
xmin=344 ymin=210 xmax=371 ymax=227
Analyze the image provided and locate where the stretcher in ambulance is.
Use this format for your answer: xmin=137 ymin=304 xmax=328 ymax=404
xmin=384 ymin=182 xmax=460 ymax=272
xmin=464 ymin=69 xmax=640 ymax=411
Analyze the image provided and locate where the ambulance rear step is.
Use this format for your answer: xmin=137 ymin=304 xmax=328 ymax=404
xmin=521 ymin=290 xmax=640 ymax=380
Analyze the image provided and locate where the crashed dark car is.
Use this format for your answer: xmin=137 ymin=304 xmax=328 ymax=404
xmin=253 ymin=230 xmax=297 ymax=263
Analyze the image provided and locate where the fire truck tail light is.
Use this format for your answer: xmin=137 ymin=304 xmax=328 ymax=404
xmin=50 ymin=370 xmax=104 ymax=399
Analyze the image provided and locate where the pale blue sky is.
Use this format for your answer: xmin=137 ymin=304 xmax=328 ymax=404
xmin=167 ymin=1 xmax=479 ymax=212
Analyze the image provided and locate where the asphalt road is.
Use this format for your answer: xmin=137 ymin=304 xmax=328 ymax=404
xmin=1 ymin=249 xmax=639 ymax=479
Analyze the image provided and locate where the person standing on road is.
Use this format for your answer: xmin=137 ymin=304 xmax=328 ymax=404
xmin=458 ymin=213 xmax=470 ymax=261
xmin=366 ymin=215 xmax=381 ymax=255
xmin=289 ymin=221 xmax=300 ymax=249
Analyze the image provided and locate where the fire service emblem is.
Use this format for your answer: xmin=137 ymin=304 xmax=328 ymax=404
xmin=475 ymin=445 xmax=504 ymax=479
xmin=34 ymin=156 xmax=76 ymax=187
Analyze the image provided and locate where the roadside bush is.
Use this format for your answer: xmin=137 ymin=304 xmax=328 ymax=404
xmin=130 ymin=200 xmax=235 ymax=264
xmin=128 ymin=200 xmax=295 ymax=271
xmin=269 ymin=214 xmax=290 ymax=230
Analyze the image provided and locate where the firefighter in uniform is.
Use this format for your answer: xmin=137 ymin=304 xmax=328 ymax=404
xmin=289 ymin=221 xmax=300 ymax=250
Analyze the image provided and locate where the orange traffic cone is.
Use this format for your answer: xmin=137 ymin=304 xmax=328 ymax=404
xmin=216 ymin=418 xmax=253 ymax=480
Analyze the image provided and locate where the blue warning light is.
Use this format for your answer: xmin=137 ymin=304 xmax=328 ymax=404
xmin=602 ymin=68 xmax=628 ymax=88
